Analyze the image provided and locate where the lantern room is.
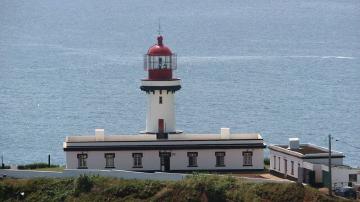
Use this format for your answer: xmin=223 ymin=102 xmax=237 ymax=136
xmin=144 ymin=35 xmax=177 ymax=80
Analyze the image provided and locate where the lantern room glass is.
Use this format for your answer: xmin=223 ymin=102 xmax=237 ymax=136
xmin=144 ymin=54 xmax=177 ymax=70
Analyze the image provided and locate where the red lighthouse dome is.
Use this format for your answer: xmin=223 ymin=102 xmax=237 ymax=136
xmin=147 ymin=36 xmax=172 ymax=56
xmin=144 ymin=35 xmax=177 ymax=80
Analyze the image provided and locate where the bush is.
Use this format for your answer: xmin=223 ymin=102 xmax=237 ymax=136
xmin=104 ymin=179 xmax=164 ymax=199
xmin=17 ymin=163 xmax=59 ymax=170
xmin=172 ymin=174 xmax=236 ymax=202
xmin=264 ymin=157 xmax=270 ymax=165
xmin=0 ymin=165 xmax=10 ymax=169
xmin=73 ymin=175 xmax=93 ymax=196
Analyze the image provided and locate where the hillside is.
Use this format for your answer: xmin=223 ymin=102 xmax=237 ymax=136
xmin=0 ymin=174 xmax=350 ymax=202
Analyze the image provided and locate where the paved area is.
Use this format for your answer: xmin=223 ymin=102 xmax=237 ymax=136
xmin=259 ymin=173 xmax=291 ymax=181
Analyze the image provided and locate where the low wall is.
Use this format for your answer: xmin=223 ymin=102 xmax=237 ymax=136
xmin=0 ymin=169 xmax=292 ymax=183
xmin=0 ymin=169 xmax=187 ymax=181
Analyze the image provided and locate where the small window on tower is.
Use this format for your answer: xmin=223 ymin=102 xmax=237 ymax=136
xmin=159 ymin=96 xmax=163 ymax=104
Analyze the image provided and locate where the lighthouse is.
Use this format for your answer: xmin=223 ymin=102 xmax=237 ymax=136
xmin=140 ymin=35 xmax=181 ymax=138
xmin=64 ymin=34 xmax=265 ymax=172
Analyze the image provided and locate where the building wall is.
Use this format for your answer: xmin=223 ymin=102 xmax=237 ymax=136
xmin=269 ymin=149 xmax=346 ymax=184
xmin=146 ymin=90 xmax=176 ymax=133
xmin=269 ymin=150 xmax=303 ymax=179
xmin=170 ymin=149 xmax=264 ymax=170
xmin=321 ymin=165 xmax=360 ymax=189
xmin=66 ymin=150 xmax=160 ymax=171
xmin=305 ymin=158 xmax=343 ymax=166
xmin=66 ymin=148 xmax=264 ymax=171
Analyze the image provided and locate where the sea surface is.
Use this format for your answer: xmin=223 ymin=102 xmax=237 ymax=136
xmin=0 ymin=0 xmax=359 ymax=167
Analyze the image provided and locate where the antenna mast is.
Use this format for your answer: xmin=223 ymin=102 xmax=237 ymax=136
xmin=158 ymin=18 xmax=162 ymax=35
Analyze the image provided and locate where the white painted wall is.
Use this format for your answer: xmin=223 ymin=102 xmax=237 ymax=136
xmin=66 ymin=150 xmax=161 ymax=171
xmin=66 ymin=148 xmax=264 ymax=171
xmin=170 ymin=149 xmax=264 ymax=170
xmin=270 ymin=149 xmax=344 ymax=181
xmin=321 ymin=165 xmax=360 ymax=189
xmin=269 ymin=150 xmax=303 ymax=179
xmin=305 ymin=158 xmax=343 ymax=166
xmin=146 ymin=90 xmax=176 ymax=133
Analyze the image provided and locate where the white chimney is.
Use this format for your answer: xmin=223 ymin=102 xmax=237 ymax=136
xmin=95 ymin=129 xmax=105 ymax=141
xmin=289 ymin=138 xmax=300 ymax=150
xmin=220 ymin=128 xmax=230 ymax=139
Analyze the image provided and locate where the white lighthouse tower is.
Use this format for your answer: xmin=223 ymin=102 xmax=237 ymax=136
xmin=140 ymin=35 xmax=181 ymax=138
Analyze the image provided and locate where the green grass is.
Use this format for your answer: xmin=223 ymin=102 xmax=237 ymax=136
xmin=0 ymin=174 xmax=350 ymax=202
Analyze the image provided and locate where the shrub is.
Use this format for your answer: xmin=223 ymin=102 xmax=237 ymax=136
xmin=253 ymin=183 xmax=305 ymax=202
xmin=104 ymin=179 xmax=164 ymax=199
xmin=0 ymin=165 xmax=10 ymax=169
xmin=176 ymin=174 xmax=236 ymax=202
xmin=17 ymin=163 xmax=59 ymax=170
xmin=264 ymin=157 xmax=270 ymax=165
xmin=73 ymin=175 xmax=93 ymax=196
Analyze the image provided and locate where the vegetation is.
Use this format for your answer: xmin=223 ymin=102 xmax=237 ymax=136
xmin=17 ymin=163 xmax=59 ymax=170
xmin=0 ymin=174 xmax=349 ymax=202
xmin=0 ymin=165 xmax=10 ymax=169
xmin=264 ymin=157 xmax=270 ymax=166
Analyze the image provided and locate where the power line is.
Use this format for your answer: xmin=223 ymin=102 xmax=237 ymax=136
xmin=335 ymin=139 xmax=360 ymax=150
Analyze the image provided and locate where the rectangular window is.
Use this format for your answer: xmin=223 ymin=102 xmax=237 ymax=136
xmin=105 ymin=153 xmax=115 ymax=168
xmin=243 ymin=151 xmax=253 ymax=166
xmin=349 ymin=174 xmax=357 ymax=182
xmin=278 ymin=157 xmax=281 ymax=171
xmin=215 ymin=152 xmax=225 ymax=167
xmin=291 ymin=161 xmax=294 ymax=175
xmin=273 ymin=156 xmax=276 ymax=170
xmin=132 ymin=153 xmax=143 ymax=168
xmin=284 ymin=159 xmax=288 ymax=174
xmin=159 ymin=96 xmax=162 ymax=104
xmin=187 ymin=152 xmax=198 ymax=167
xmin=77 ymin=153 xmax=88 ymax=169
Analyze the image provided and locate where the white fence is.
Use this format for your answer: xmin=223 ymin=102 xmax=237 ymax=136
xmin=0 ymin=169 xmax=292 ymax=183
xmin=0 ymin=169 xmax=187 ymax=181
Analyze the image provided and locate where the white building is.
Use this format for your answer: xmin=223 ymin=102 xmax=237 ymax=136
xmin=63 ymin=35 xmax=265 ymax=172
xmin=321 ymin=164 xmax=360 ymax=190
xmin=268 ymin=138 xmax=360 ymax=189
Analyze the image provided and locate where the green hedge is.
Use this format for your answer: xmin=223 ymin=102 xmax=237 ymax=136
xmin=17 ymin=163 xmax=59 ymax=170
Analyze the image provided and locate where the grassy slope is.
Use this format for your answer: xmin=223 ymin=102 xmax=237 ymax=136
xmin=0 ymin=174 xmax=350 ymax=202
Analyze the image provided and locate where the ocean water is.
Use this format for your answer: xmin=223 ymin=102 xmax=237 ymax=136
xmin=0 ymin=0 xmax=359 ymax=166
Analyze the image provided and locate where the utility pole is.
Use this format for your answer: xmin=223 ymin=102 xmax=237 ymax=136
xmin=328 ymin=134 xmax=332 ymax=197
xmin=1 ymin=152 xmax=4 ymax=169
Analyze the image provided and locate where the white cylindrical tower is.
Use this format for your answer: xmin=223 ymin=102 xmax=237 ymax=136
xmin=140 ymin=35 xmax=181 ymax=138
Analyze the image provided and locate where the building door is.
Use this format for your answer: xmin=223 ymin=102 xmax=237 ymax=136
xmin=159 ymin=152 xmax=171 ymax=172
xmin=158 ymin=119 xmax=164 ymax=133
xmin=297 ymin=164 xmax=303 ymax=183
